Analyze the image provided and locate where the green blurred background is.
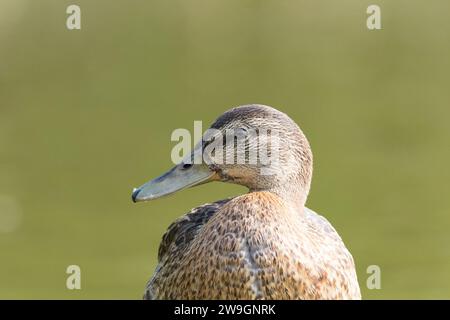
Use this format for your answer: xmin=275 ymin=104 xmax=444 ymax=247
xmin=1 ymin=0 xmax=449 ymax=299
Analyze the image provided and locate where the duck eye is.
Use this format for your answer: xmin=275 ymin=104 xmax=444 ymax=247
xmin=182 ymin=163 xmax=193 ymax=170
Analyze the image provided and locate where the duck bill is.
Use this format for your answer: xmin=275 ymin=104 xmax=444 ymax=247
xmin=132 ymin=163 xmax=216 ymax=203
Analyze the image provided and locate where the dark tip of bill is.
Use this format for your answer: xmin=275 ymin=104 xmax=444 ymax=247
xmin=131 ymin=188 xmax=141 ymax=203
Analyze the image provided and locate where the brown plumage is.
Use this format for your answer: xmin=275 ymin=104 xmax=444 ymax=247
xmin=133 ymin=104 xmax=361 ymax=300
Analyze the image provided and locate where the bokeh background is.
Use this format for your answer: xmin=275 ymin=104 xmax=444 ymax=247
xmin=1 ymin=0 xmax=449 ymax=299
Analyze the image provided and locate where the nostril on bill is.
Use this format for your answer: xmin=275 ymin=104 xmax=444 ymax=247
xmin=182 ymin=163 xmax=193 ymax=170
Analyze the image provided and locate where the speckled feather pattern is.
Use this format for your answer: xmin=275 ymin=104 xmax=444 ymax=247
xmin=144 ymin=192 xmax=361 ymax=300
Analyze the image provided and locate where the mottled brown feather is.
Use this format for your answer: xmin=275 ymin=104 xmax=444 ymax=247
xmin=144 ymin=192 xmax=361 ymax=300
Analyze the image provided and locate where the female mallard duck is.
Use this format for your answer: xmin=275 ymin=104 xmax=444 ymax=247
xmin=132 ymin=104 xmax=361 ymax=300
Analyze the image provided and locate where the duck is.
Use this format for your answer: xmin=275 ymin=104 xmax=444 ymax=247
xmin=131 ymin=104 xmax=361 ymax=300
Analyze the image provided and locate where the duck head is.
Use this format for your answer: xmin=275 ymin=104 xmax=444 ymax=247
xmin=132 ymin=104 xmax=313 ymax=206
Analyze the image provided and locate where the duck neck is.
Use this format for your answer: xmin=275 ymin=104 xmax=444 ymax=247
xmin=270 ymin=184 xmax=308 ymax=214
xmin=250 ymin=182 xmax=309 ymax=215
